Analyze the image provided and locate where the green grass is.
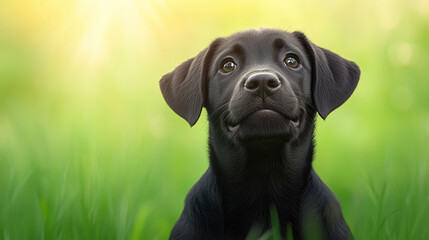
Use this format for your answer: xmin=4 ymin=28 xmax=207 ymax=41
xmin=1 ymin=0 xmax=429 ymax=239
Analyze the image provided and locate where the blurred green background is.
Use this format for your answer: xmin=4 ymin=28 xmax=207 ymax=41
xmin=0 ymin=0 xmax=428 ymax=239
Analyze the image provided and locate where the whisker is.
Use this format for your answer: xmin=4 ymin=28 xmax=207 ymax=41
xmin=208 ymin=102 xmax=229 ymax=120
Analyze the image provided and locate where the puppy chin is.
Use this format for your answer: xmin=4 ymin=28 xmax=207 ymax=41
xmin=227 ymin=110 xmax=298 ymax=143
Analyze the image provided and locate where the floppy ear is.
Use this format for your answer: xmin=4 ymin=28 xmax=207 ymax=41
xmin=160 ymin=39 xmax=221 ymax=126
xmin=294 ymin=32 xmax=360 ymax=119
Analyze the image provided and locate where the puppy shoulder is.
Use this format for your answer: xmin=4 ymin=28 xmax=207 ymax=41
xmin=170 ymin=168 xmax=224 ymax=239
xmin=300 ymin=169 xmax=353 ymax=239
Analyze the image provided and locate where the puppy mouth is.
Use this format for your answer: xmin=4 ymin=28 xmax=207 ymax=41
xmin=226 ymin=109 xmax=301 ymax=132
xmin=291 ymin=117 xmax=301 ymax=127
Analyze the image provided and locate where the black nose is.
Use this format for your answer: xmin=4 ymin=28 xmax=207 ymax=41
xmin=244 ymin=72 xmax=281 ymax=97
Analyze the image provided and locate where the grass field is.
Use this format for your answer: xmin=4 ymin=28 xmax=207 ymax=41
xmin=1 ymin=0 xmax=429 ymax=239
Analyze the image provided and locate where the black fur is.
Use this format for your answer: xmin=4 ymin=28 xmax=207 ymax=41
xmin=160 ymin=28 xmax=360 ymax=239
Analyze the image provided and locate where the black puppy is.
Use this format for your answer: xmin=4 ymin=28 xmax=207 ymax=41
xmin=160 ymin=28 xmax=360 ymax=240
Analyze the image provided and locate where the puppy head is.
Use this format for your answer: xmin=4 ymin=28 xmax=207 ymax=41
xmin=160 ymin=29 xmax=360 ymax=143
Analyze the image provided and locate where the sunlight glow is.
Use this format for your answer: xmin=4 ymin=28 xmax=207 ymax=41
xmin=72 ymin=0 xmax=154 ymax=70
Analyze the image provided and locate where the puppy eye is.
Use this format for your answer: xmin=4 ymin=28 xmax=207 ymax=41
xmin=221 ymin=59 xmax=236 ymax=73
xmin=284 ymin=54 xmax=300 ymax=68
